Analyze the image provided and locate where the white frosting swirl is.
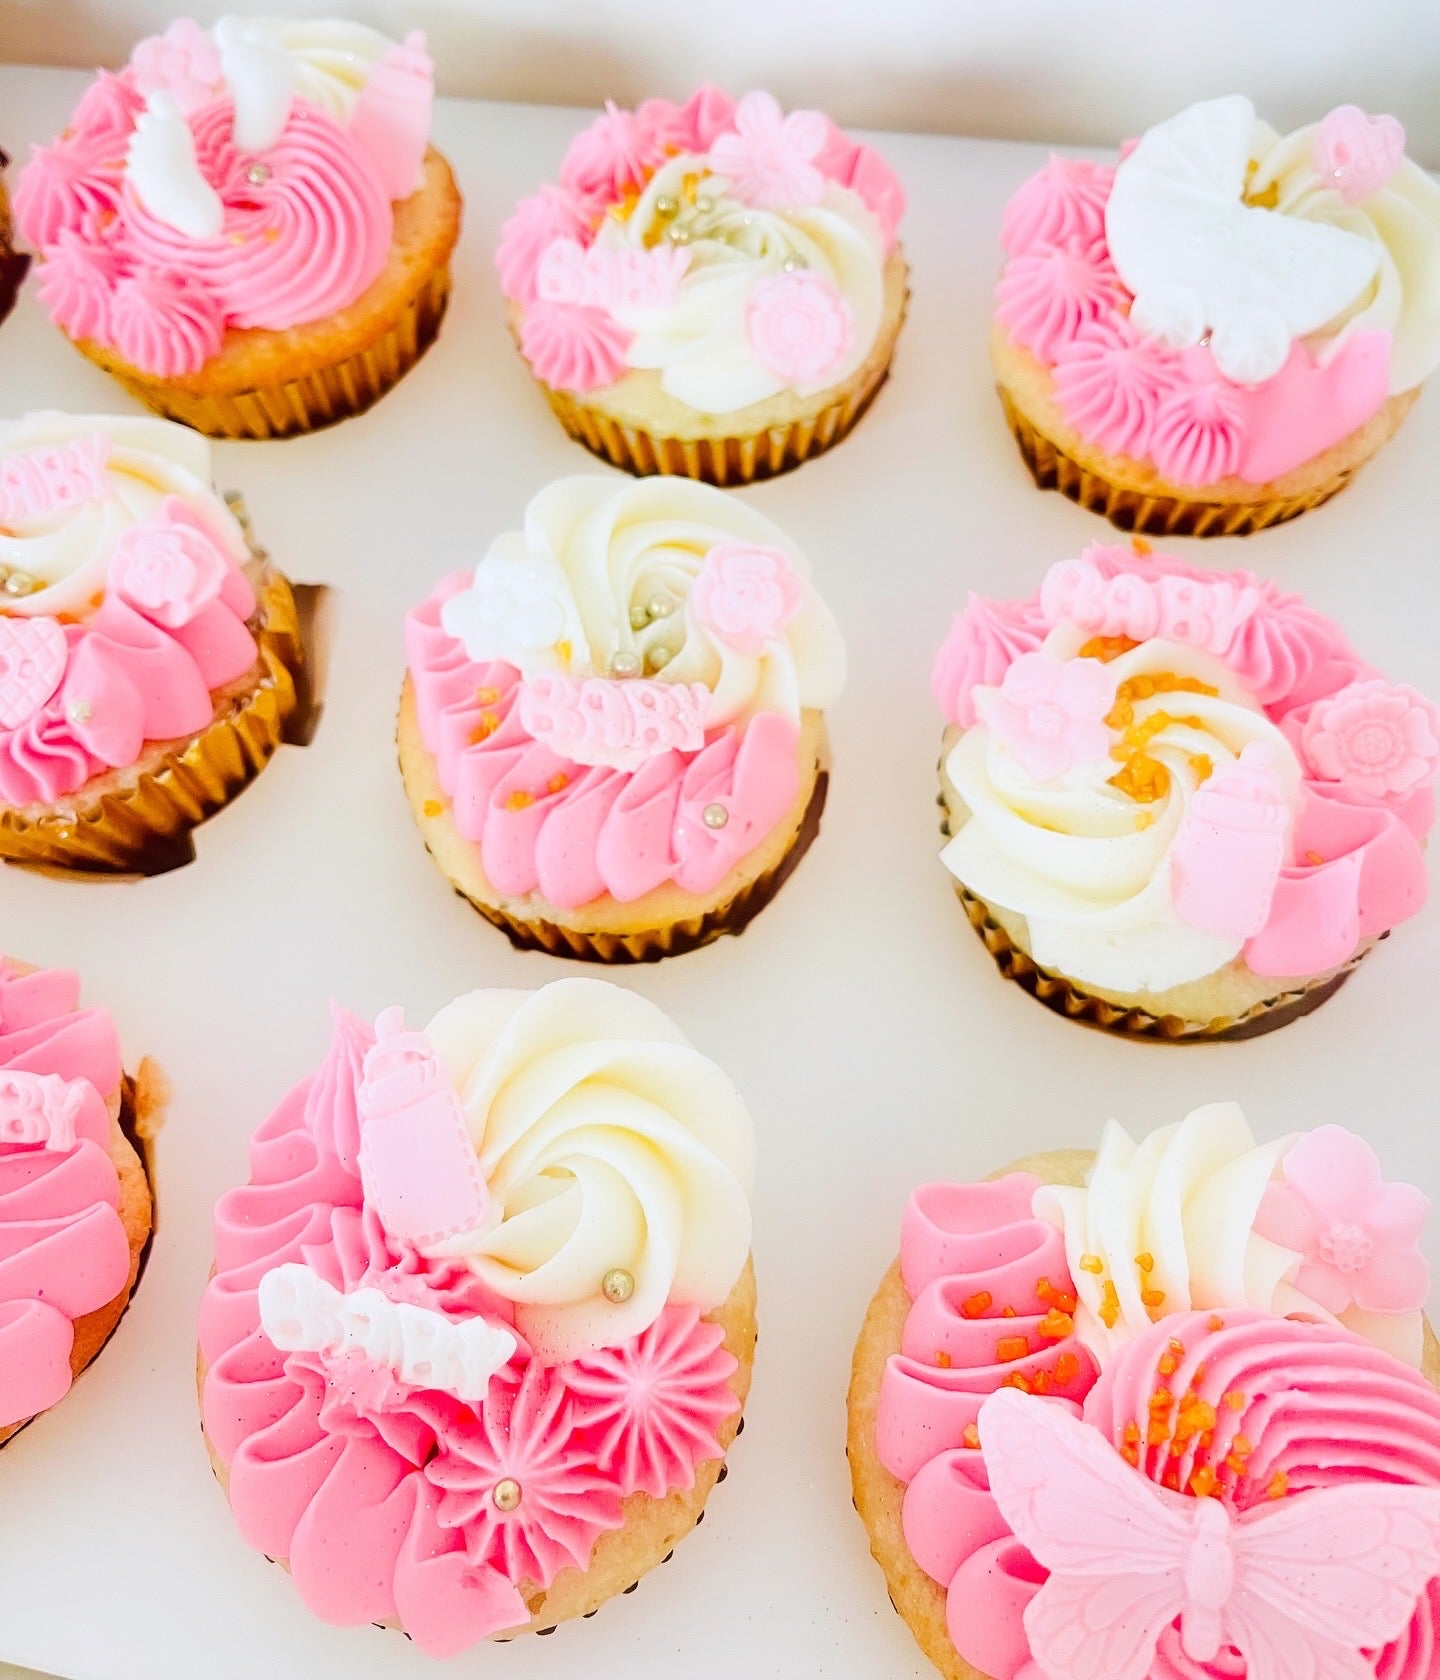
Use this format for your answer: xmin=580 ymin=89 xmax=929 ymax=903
xmin=422 ymin=979 xmax=756 ymax=1362
xmin=0 ymin=411 xmax=248 ymax=621
xmin=215 ymin=16 xmax=395 ymax=122
xmin=595 ymin=153 xmax=886 ymax=412
xmin=941 ymin=628 xmax=1302 ymax=994
xmin=439 ymin=475 xmax=846 ymax=728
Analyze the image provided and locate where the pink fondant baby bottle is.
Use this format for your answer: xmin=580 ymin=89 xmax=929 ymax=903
xmin=348 ymin=31 xmax=433 ymax=201
xmin=356 ymin=1005 xmax=488 ymax=1248
xmin=1170 ymin=743 xmax=1291 ymax=940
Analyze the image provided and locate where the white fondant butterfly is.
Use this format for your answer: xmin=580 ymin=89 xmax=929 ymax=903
xmin=978 ymin=1386 xmax=1440 ymax=1680
xmin=1105 ymin=95 xmax=1380 ymax=384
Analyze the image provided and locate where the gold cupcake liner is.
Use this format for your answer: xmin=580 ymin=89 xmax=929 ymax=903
xmin=89 ymin=267 xmax=451 ymax=441
xmin=444 ymin=771 xmax=829 ymax=963
xmin=998 ymin=387 xmax=1354 ymax=538
xmin=0 ymin=566 xmax=304 ymax=873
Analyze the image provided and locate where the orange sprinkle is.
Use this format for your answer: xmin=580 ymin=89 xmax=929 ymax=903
xmin=996 ymin=1335 xmax=1029 ymax=1363
xmin=1099 ymin=1280 xmax=1121 ymax=1330
xmin=1163 ymin=1467 xmax=1183 ymax=1492
xmin=1079 ymin=1254 xmax=1105 ymax=1275
xmin=961 ymin=1291 xmax=993 ymax=1319
xmin=1134 ymin=1253 xmax=1155 ymax=1274
xmin=1078 ymin=634 xmax=1140 ymax=663
xmin=1123 ymin=1421 xmax=1142 ymax=1447
xmin=1208 ymin=1316 xmax=1226 ymax=1333
xmin=1224 ymin=1453 xmax=1249 ymax=1476
xmin=1148 ymin=1420 xmax=1172 ymax=1447
xmin=1030 ymin=1370 xmax=1052 ymax=1395
xmin=1223 ymin=1390 xmax=1247 ymax=1412
xmin=1189 ymin=1466 xmax=1219 ymax=1499
xmin=1175 ymin=1400 xmax=1217 ymax=1443
xmin=1001 ymin=1372 xmax=1032 ymax=1393
xmin=1035 ymin=1277 xmax=1054 ymax=1302
xmin=1158 ymin=1353 xmax=1179 ymax=1377
xmin=422 ymin=799 xmax=444 ymax=818
xmin=1305 ymin=850 xmax=1325 ymax=867
xmin=547 ymin=773 xmax=570 ymax=795
xmin=935 ymin=1350 xmax=953 ymax=1369
xmin=1267 ymin=1471 xmax=1289 ymax=1501
xmin=1052 ymin=1291 xmax=1078 ymax=1314
xmin=475 ymin=686 xmax=501 ymax=705
xmin=1230 ymin=1435 xmax=1252 ymax=1460
xmin=504 ymin=790 xmax=534 ymax=811
xmin=1192 ymin=1363 xmax=1207 ymax=1385
xmin=962 ymin=1424 xmax=981 ymax=1450
xmin=1149 ymin=1388 xmax=1174 ymax=1415
xmin=1131 ymin=537 xmax=1153 ymax=556
xmin=1038 ymin=1308 xmax=1075 ymax=1341
xmin=1121 ymin=1443 xmax=1141 ymax=1467
xmin=1167 ymin=1338 xmax=1186 ymax=1355
xmin=1189 ymin=754 xmax=1214 ymax=783
xmin=1001 ymin=1306 xmax=1017 ymax=1319
xmin=1141 ymin=1287 xmax=1167 ymax=1312
xmin=1054 ymin=1352 xmax=1080 ymax=1386
xmin=469 ymin=710 xmax=501 ymax=743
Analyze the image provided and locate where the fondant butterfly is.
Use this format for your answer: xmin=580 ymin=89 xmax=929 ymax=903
xmin=1105 ymin=95 xmax=1380 ymax=385
xmin=978 ymin=1386 xmax=1440 ymax=1680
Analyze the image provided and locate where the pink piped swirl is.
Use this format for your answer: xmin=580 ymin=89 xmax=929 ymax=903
xmin=13 ymin=131 xmax=126 ymax=249
xmin=121 ymin=99 xmax=392 ymax=336
xmin=33 ymin=231 xmax=126 ymax=343
xmin=932 ymin=594 xmax=1048 ymax=728
xmin=1000 ymin=155 xmax=1114 ymax=259
xmin=108 ymin=269 xmax=225 ymax=378
xmin=518 ymin=300 xmax=631 ymax=392
xmin=993 ymin=242 xmax=1121 ymax=365
xmin=1052 ymin=315 xmax=1186 ymax=459
xmin=495 ymin=184 xmax=594 ymax=307
xmin=559 ymin=100 xmax=670 ymax=208
xmin=0 ymin=961 xmax=128 ymax=1432
xmin=1148 ymin=378 xmax=1246 ymax=486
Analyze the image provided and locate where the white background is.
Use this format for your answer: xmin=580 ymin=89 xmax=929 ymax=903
xmin=2 ymin=0 xmax=1440 ymax=163
xmin=1 ymin=60 xmax=1439 ymax=1680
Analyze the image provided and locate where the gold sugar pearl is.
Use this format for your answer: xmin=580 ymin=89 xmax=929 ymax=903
xmin=610 ymin=651 xmax=641 ymax=678
xmin=601 ymin=1267 xmax=636 ymax=1304
xmin=491 ymin=1478 xmax=523 ymax=1512
xmin=702 ymin=803 xmax=729 ymax=830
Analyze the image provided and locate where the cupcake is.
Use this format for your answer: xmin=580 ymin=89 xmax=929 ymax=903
xmin=0 ymin=410 xmax=306 ymax=871
xmin=198 ymin=979 xmax=757 ymax=1652
xmin=401 ymin=475 xmax=846 ymax=961
xmin=933 ymin=541 xmax=1440 ymax=1039
xmin=992 ymin=97 xmax=1440 ymax=534
xmin=848 ymin=1102 xmax=1440 ymax=1680
xmin=14 ymin=18 xmax=461 ymax=438
xmin=497 ymin=87 xmax=907 ymax=482
xmin=0 ymin=147 xmax=31 ymax=327
xmin=1 ymin=957 xmax=157 ymax=1446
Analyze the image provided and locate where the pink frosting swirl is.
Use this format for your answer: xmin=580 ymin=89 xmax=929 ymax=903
xmin=559 ymin=100 xmax=669 ymax=207
xmin=637 ymin=86 xmax=738 ymax=156
xmin=932 ymin=595 xmax=1048 ymax=728
xmin=495 ymin=185 xmax=594 ymax=307
xmin=518 ymin=299 xmax=631 ymax=392
xmin=0 ymin=961 xmax=127 ymax=1431
xmin=13 ymin=132 xmax=125 ymax=249
xmin=1000 ymin=155 xmax=1115 ymax=259
xmin=994 ymin=242 xmax=1121 ymax=364
xmin=108 ymin=268 xmax=225 ymax=378
xmin=1148 ymin=378 xmax=1246 ymax=486
xmin=32 ymin=231 xmax=126 ymax=342
xmin=1052 ymin=315 xmax=1186 ymax=459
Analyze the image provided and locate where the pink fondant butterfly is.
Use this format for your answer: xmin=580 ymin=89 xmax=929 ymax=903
xmin=978 ymin=1387 xmax=1440 ymax=1680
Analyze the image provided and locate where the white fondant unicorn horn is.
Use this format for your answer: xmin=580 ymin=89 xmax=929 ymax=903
xmin=214 ymin=15 xmax=296 ymax=153
xmin=126 ymin=90 xmax=225 ymax=240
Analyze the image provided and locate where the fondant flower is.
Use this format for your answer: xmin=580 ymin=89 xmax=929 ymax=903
xmin=494 ymin=186 xmax=592 ymax=307
xmin=1300 ymin=678 xmax=1440 ymax=799
xmin=518 ymin=299 xmax=631 ymax=392
xmin=709 ymin=90 xmax=828 ymax=209
xmin=690 ymin=542 xmax=804 ymax=655
xmin=0 ymin=617 xmax=69 ymax=731
xmin=1313 ymin=106 xmax=1405 ymax=206
xmin=745 ymin=270 xmax=853 ymax=387
xmin=562 ymin=1307 xmax=738 ymax=1499
xmin=108 ymin=498 xmax=230 ymax=629
xmin=1255 ymin=1125 xmax=1430 ymax=1315
xmin=128 ymin=18 xmax=224 ymax=114
xmin=559 ymin=100 xmax=667 ymax=206
xmin=427 ymin=1364 xmax=624 ymax=1588
xmin=977 ymin=652 xmax=1117 ymax=781
xmin=440 ymin=552 xmax=573 ymax=665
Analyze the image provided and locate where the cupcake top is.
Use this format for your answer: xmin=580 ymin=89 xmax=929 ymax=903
xmin=198 ymin=979 xmax=756 ymax=1653
xmin=933 ymin=542 xmax=1440 ymax=993
xmin=0 ymin=410 xmax=262 ymax=809
xmin=874 ymin=1104 xmax=1438 ymax=1680
xmin=995 ymin=96 xmax=1440 ymax=484
xmin=497 ymin=87 xmax=905 ymax=407
xmin=406 ymin=474 xmax=846 ymax=908
xmin=15 ymin=17 xmax=435 ymax=376
xmin=0 ymin=959 xmax=129 ymax=1431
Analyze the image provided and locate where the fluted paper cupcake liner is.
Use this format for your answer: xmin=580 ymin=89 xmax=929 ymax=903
xmin=0 ymin=567 xmax=303 ymax=873
xmin=439 ymin=771 xmax=829 ymax=963
xmin=78 ymin=267 xmax=451 ymax=441
xmin=998 ymin=387 xmax=1355 ymax=538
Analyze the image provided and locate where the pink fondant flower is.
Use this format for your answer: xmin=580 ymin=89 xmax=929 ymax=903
xmin=108 ymin=497 xmax=231 ymax=629
xmin=932 ymin=595 xmax=1048 ymax=729
xmin=977 ymin=653 xmax=1117 ymax=781
xmin=519 ymin=299 xmax=630 ymax=392
xmin=562 ymin=1307 xmax=739 ymax=1499
xmin=1300 ymin=679 xmax=1440 ymax=800
xmin=494 ymin=186 xmax=593 ymax=306
xmin=1256 ymin=1125 xmax=1430 ymax=1315
xmin=709 ymin=90 xmax=828 ymax=209
xmin=745 ymin=269 xmax=853 ymax=387
xmin=559 ymin=100 xmax=667 ymax=206
xmin=427 ymin=1363 xmax=624 ymax=1589
xmin=127 ymin=18 xmax=224 ymax=114
xmin=1313 ymin=106 xmax=1405 ymax=206
xmin=993 ymin=243 xmax=1121 ymax=366
xmin=691 ymin=542 xmax=804 ymax=655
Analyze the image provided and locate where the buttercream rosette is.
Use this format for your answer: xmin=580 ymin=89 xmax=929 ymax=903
xmin=0 ymin=410 xmax=305 ymax=871
xmin=14 ymin=18 xmax=461 ymax=437
xmin=848 ymin=1104 xmax=1440 ymax=1680
xmin=497 ymin=87 xmax=909 ymax=482
xmin=0 ymin=957 xmax=155 ymax=1446
xmin=992 ymin=96 xmax=1440 ymax=534
xmin=932 ymin=540 xmax=1439 ymax=1039
xmin=197 ymin=979 xmax=757 ymax=1653
xmin=400 ymin=474 xmax=847 ymax=961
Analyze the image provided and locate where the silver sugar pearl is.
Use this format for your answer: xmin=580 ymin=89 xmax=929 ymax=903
xmin=68 ymin=699 xmax=94 ymax=723
xmin=491 ymin=1478 xmax=523 ymax=1512
xmin=702 ymin=802 xmax=729 ymax=830
xmin=601 ymin=1267 xmax=636 ymax=1304
xmin=3 ymin=570 xmax=35 ymax=596
xmin=245 ymin=162 xmax=271 ymax=186
xmin=666 ymin=223 xmax=692 ymax=245
xmin=646 ymin=592 xmax=675 ymax=620
xmin=645 ymin=644 xmax=674 ymax=672
xmin=610 ymin=650 xmax=642 ymax=678
xmin=654 ymin=194 xmax=679 ymax=218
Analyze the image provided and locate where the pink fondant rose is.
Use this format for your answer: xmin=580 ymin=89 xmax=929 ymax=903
xmin=108 ymin=498 xmax=231 ymax=629
xmin=1301 ymin=678 xmax=1440 ymax=799
xmin=977 ymin=653 xmax=1117 ymax=781
xmin=691 ymin=543 xmax=803 ymax=655
xmin=745 ymin=270 xmax=853 ymax=387
xmin=709 ymin=90 xmax=827 ymax=210
xmin=1256 ymin=1125 xmax=1430 ymax=1315
xmin=127 ymin=18 xmax=224 ymax=114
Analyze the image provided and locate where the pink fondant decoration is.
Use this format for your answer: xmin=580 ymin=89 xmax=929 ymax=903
xmin=127 ymin=18 xmax=223 ymax=114
xmin=535 ymin=236 xmax=690 ymax=312
xmin=108 ymin=496 xmax=231 ymax=629
xmin=1039 ymin=554 xmax=1262 ymax=656
xmin=1314 ymin=106 xmax=1406 ymax=206
xmin=347 ymin=31 xmax=433 ymax=202
xmin=356 ymin=1006 xmax=488 ymax=1250
xmin=495 ymin=186 xmax=593 ymax=307
xmin=708 ymin=90 xmax=827 ymax=210
xmin=744 ymin=269 xmax=853 ymax=386
xmin=0 ymin=619 xmax=68 ymax=731
xmin=690 ymin=542 xmax=804 ymax=655
xmin=519 ymin=299 xmax=630 ymax=391
xmin=1170 ymin=743 xmax=1291 ymax=941
xmin=0 ymin=1069 xmax=101 ymax=1152
xmin=0 ymin=434 xmax=111 ymax=525
xmin=1302 ymin=678 xmax=1440 ymax=800
xmin=517 ymin=673 xmax=708 ymax=771
xmin=1256 ymin=1126 xmax=1430 ymax=1316
xmin=978 ymin=651 xmax=1116 ymax=781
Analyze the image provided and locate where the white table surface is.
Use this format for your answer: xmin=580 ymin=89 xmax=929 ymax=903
xmin=0 ymin=66 xmax=1437 ymax=1680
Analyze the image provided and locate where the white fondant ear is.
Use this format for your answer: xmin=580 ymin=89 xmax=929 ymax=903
xmin=215 ymin=15 xmax=296 ymax=152
xmin=1108 ymin=95 xmax=1381 ymax=385
xmin=126 ymin=91 xmax=225 ymax=239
